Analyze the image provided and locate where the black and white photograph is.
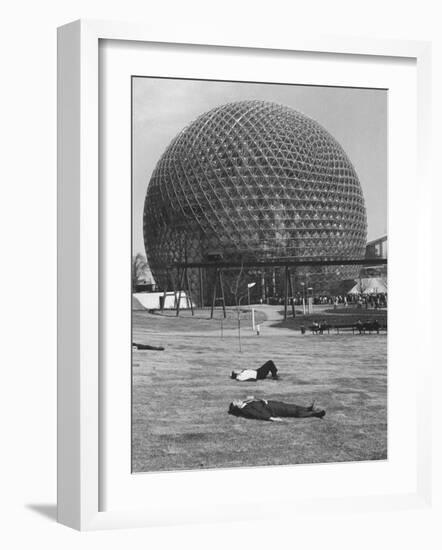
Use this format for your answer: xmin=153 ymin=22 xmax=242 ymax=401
xmin=131 ymin=76 xmax=388 ymax=473
xmin=4 ymin=0 xmax=439 ymax=544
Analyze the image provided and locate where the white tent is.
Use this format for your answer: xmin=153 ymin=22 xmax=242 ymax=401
xmin=348 ymin=277 xmax=387 ymax=295
xmin=132 ymin=291 xmax=193 ymax=310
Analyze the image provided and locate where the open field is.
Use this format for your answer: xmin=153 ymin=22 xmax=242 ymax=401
xmin=132 ymin=305 xmax=387 ymax=472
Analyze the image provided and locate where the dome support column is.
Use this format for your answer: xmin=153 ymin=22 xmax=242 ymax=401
xmin=210 ymin=267 xmax=226 ymax=319
xmin=176 ymin=266 xmax=195 ymax=317
xmin=283 ymin=265 xmax=296 ymax=320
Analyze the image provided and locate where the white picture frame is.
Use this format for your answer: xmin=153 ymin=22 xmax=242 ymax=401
xmin=57 ymin=19 xmax=432 ymax=531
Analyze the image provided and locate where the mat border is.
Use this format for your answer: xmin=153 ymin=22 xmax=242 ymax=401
xmin=57 ymin=19 xmax=432 ymax=531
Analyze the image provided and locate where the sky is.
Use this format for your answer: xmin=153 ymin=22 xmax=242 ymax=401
xmin=132 ymin=77 xmax=387 ymax=255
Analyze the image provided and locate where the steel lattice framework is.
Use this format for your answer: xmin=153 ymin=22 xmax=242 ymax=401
xmin=143 ymin=100 xmax=367 ymax=295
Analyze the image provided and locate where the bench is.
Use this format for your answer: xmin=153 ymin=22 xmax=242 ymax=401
xmin=334 ymin=323 xmax=387 ymax=334
xmin=309 ymin=324 xmax=331 ymax=334
xmin=306 ymin=323 xmax=388 ymax=335
xmin=359 ymin=322 xmax=387 ymax=334
xmin=333 ymin=324 xmax=357 ymax=334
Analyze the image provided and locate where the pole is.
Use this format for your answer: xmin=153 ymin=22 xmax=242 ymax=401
xmin=176 ymin=268 xmax=185 ymax=316
xmin=288 ymin=268 xmax=295 ymax=318
xmin=284 ymin=266 xmax=288 ymax=320
xmin=237 ymin=296 xmax=243 ymax=352
xmin=238 ymin=313 xmax=242 ymax=352
xmin=210 ymin=268 xmax=218 ymax=319
xmin=172 ymin=268 xmax=180 ymax=311
xmin=252 ymin=308 xmax=255 ymax=331
xmin=261 ymin=271 xmax=265 ymax=302
xmin=160 ymin=272 xmax=168 ymax=313
xmin=219 ymin=269 xmax=226 ymax=319
xmin=185 ymin=267 xmax=194 ymax=316
xmin=199 ymin=267 xmax=204 ymax=309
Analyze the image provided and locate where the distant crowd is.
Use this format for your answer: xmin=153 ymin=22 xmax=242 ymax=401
xmin=265 ymin=292 xmax=388 ymax=309
xmin=311 ymin=293 xmax=388 ymax=309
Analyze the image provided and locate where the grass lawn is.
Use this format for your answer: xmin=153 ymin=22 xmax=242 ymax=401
xmin=132 ymin=306 xmax=387 ymax=472
xmin=273 ymin=307 xmax=387 ymax=331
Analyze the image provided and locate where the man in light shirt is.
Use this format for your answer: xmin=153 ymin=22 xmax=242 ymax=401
xmin=230 ymin=360 xmax=279 ymax=382
xmin=228 ymin=397 xmax=326 ymax=422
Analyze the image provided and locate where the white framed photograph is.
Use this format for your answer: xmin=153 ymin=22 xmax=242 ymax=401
xmin=57 ymin=19 xmax=432 ymax=530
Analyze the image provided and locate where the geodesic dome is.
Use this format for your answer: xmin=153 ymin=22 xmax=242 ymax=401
xmin=143 ymin=100 xmax=367 ymax=295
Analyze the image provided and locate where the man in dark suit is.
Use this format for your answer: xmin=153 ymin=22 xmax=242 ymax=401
xmin=228 ymin=397 xmax=325 ymax=421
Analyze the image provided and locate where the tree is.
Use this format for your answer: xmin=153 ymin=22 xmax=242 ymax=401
xmin=132 ymin=253 xmax=149 ymax=292
xmin=225 ymin=260 xmax=250 ymax=352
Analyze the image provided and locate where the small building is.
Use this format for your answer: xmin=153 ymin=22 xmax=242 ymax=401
xmin=365 ymin=234 xmax=387 ymax=259
xmin=362 ymin=234 xmax=388 ymax=278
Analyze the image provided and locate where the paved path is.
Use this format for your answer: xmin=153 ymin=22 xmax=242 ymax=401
xmin=250 ymin=304 xmax=283 ymax=321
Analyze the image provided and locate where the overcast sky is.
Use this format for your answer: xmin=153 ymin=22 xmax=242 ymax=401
xmin=133 ymin=77 xmax=387 ymax=255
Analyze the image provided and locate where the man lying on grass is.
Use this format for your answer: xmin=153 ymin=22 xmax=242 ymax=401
xmin=132 ymin=343 xmax=165 ymax=351
xmin=228 ymin=396 xmax=326 ymax=421
xmin=231 ymin=359 xmax=279 ymax=381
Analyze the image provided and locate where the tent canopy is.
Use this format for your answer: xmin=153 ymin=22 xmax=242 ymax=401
xmin=348 ymin=277 xmax=387 ymax=295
